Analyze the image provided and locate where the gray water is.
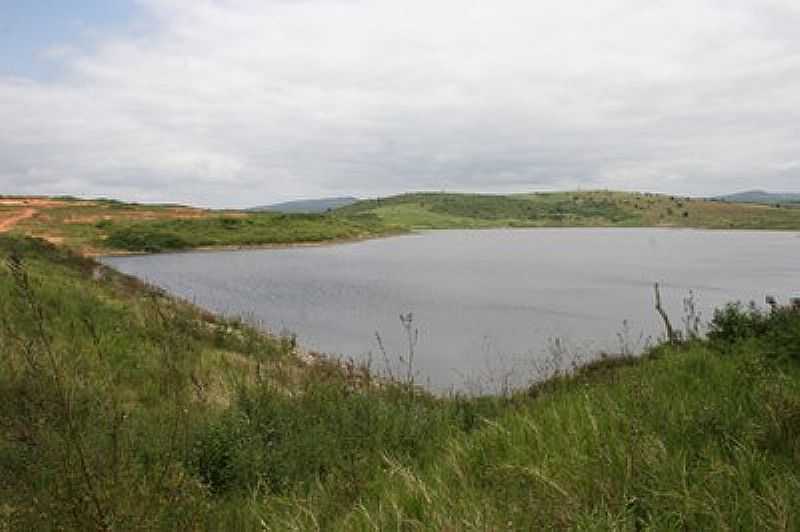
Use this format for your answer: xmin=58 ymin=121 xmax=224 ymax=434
xmin=104 ymin=229 xmax=800 ymax=391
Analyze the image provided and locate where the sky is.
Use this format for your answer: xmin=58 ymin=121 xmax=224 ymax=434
xmin=1 ymin=0 xmax=799 ymax=208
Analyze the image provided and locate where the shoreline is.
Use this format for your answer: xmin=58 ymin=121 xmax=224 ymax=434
xmin=90 ymin=224 xmax=800 ymax=258
xmin=89 ymin=229 xmax=411 ymax=257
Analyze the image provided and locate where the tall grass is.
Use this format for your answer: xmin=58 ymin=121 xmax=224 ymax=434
xmin=0 ymin=236 xmax=291 ymax=529
xmin=1 ymin=234 xmax=799 ymax=530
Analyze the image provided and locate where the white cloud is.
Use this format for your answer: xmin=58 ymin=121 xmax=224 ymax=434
xmin=1 ymin=0 xmax=799 ymax=207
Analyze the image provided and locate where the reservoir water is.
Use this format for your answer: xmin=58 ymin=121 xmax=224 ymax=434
xmin=104 ymin=229 xmax=800 ymax=391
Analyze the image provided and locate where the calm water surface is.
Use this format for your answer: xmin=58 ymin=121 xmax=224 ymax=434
xmin=104 ymin=229 xmax=800 ymax=391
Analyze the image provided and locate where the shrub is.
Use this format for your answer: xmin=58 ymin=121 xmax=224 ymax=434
xmin=762 ymin=308 xmax=800 ymax=362
xmin=709 ymin=302 xmax=800 ymax=361
xmin=105 ymin=228 xmax=191 ymax=252
xmin=708 ymin=302 xmax=769 ymax=345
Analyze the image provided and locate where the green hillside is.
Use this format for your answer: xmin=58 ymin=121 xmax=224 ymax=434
xmin=337 ymin=190 xmax=800 ymax=230
xmin=2 ymin=234 xmax=800 ymax=530
xmin=4 ymin=191 xmax=800 ymax=257
xmin=0 ymin=196 xmax=398 ymax=255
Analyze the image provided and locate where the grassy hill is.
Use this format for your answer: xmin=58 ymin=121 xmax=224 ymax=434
xmin=2 ymin=234 xmax=800 ymax=530
xmin=338 ymin=190 xmax=800 ymax=230
xmin=3 ymin=191 xmax=800 ymax=256
xmin=0 ymin=196 xmax=399 ymax=255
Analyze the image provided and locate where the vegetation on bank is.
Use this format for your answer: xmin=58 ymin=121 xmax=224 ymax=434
xmin=338 ymin=191 xmax=800 ymax=231
xmin=4 ymin=190 xmax=800 ymax=255
xmin=102 ymin=212 xmax=397 ymax=253
xmin=2 ymin=197 xmax=399 ymax=254
xmin=1 ymin=234 xmax=800 ymax=530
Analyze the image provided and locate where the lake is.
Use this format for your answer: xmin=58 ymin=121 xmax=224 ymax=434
xmin=104 ymin=229 xmax=800 ymax=392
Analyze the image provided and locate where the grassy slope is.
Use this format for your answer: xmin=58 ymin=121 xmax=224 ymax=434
xmin=345 ymin=347 xmax=800 ymax=530
xmin=2 ymin=234 xmax=799 ymax=530
xmin=338 ymin=191 xmax=800 ymax=230
xmin=0 ymin=235 xmax=303 ymax=529
xmin=4 ymin=198 xmax=211 ymax=253
xmin=3 ymin=197 xmax=400 ymax=255
xmin=99 ymin=212 xmax=399 ymax=254
xmin=6 ymin=190 xmax=800 ymax=257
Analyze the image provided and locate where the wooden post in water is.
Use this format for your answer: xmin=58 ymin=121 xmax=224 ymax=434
xmin=654 ymin=282 xmax=678 ymax=345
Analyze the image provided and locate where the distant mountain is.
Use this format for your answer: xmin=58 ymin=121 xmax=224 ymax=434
xmin=248 ymin=197 xmax=360 ymax=214
xmin=715 ymin=190 xmax=800 ymax=205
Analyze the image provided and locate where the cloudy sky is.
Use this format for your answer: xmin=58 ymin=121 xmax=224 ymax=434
xmin=1 ymin=1 xmax=799 ymax=208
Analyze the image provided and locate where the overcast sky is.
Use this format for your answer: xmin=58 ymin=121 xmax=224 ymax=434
xmin=1 ymin=0 xmax=799 ymax=208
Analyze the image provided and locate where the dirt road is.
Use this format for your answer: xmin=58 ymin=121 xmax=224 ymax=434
xmin=0 ymin=208 xmax=37 ymax=232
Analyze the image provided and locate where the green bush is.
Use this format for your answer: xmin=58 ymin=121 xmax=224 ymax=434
xmin=708 ymin=302 xmax=770 ymax=345
xmin=106 ymin=227 xmax=191 ymax=252
xmin=709 ymin=302 xmax=800 ymax=361
xmin=98 ymin=212 xmax=398 ymax=253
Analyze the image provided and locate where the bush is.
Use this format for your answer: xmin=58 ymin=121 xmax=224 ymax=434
xmin=105 ymin=227 xmax=191 ymax=252
xmin=762 ymin=308 xmax=800 ymax=362
xmin=708 ymin=302 xmax=770 ymax=345
xmin=709 ymin=302 xmax=800 ymax=361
